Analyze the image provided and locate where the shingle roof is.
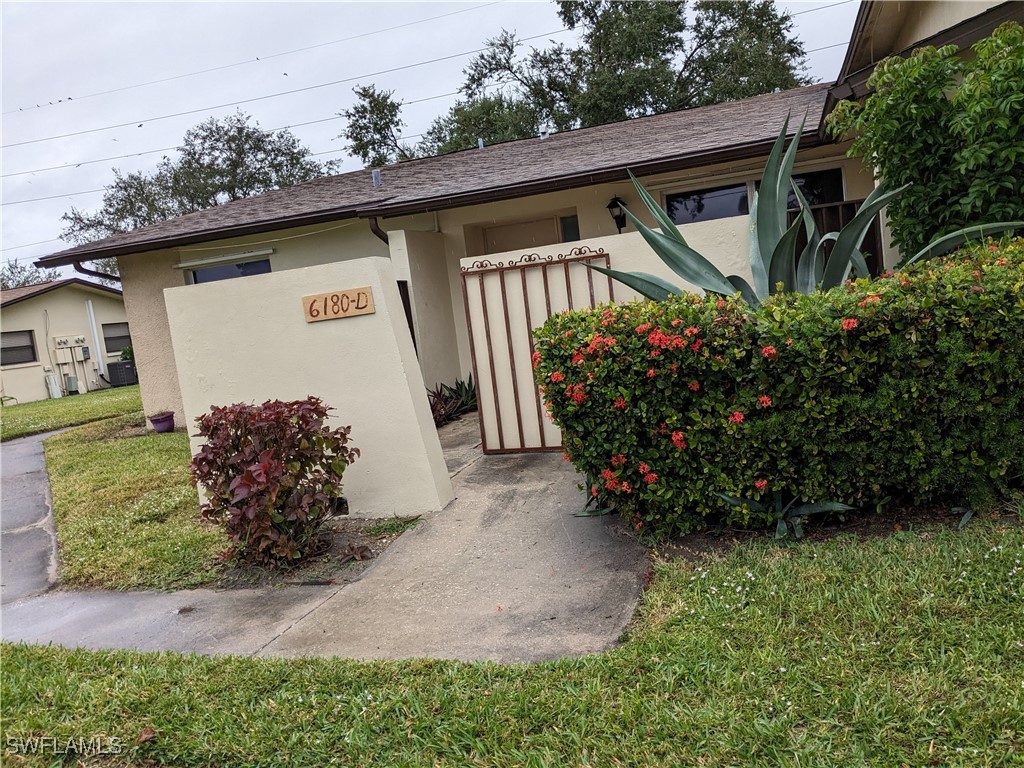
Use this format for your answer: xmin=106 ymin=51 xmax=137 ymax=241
xmin=1 ymin=278 xmax=122 ymax=308
xmin=36 ymin=83 xmax=831 ymax=267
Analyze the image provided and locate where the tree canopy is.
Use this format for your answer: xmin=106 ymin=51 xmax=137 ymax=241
xmin=61 ymin=112 xmax=332 ymax=275
xmin=341 ymin=0 xmax=808 ymax=164
xmin=0 ymin=260 xmax=61 ymax=290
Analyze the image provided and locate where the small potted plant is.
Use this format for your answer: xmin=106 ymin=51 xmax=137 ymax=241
xmin=148 ymin=411 xmax=175 ymax=433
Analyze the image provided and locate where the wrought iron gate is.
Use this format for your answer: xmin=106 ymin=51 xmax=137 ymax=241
xmin=460 ymin=246 xmax=615 ymax=454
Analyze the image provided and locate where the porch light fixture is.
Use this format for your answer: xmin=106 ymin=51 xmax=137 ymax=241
xmin=606 ymin=197 xmax=627 ymax=234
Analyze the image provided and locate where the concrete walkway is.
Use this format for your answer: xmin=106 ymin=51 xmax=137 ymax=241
xmin=1 ymin=430 xmax=61 ymax=604
xmin=1 ymin=419 xmax=647 ymax=663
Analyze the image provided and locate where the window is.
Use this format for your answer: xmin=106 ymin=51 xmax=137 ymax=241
xmin=102 ymin=322 xmax=132 ymax=355
xmin=665 ymin=183 xmax=749 ymax=225
xmin=787 ymin=169 xmax=844 ymax=209
xmin=1 ymin=330 xmax=37 ymax=366
xmin=559 ymin=215 xmax=580 ymax=243
xmin=190 ymin=258 xmax=271 ymax=284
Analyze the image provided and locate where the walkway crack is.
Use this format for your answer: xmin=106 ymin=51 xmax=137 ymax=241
xmin=249 ymin=582 xmax=349 ymax=657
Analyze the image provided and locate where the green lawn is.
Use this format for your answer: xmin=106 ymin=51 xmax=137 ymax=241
xmin=45 ymin=414 xmax=223 ymax=590
xmin=0 ymin=384 xmax=142 ymax=441
xmin=3 ymin=516 xmax=1020 ymax=767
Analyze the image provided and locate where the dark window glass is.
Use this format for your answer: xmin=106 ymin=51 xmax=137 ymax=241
xmin=1 ymin=330 xmax=37 ymax=366
xmin=101 ymin=322 xmax=132 ymax=354
xmin=665 ymin=183 xmax=749 ymax=224
xmin=560 ymin=215 xmax=580 ymax=242
xmin=191 ymin=258 xmax=271 ymax=284
xmin=788 ymin=169 xmax=844 ymax=209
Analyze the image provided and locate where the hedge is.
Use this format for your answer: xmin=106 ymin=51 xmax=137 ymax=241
xmin=533 ymin=238 xmax=1024 ymax=535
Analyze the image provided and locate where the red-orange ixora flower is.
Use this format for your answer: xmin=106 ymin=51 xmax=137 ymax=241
xmin=613 ymin=396 xmax=627 ymax=409
xmin=758 ymin=395 xmax=773 ymax=408
xmin=550 ymin=371 xmax=565 ymax=383
xmin=684 ymin=326 xmax=700 ymax=337
xmin=689 ymin=380 xmax=701 ymax=391
xmin=643 ymin=472 xmax=658 ymax=485
xmin=841 ymin=318 xmax=858 ymax=331
xmin=729 ymin=410 xmax=745 ymax=423
xmin=638 ymin=462 xmax=650 ymax=474
xmin=571 ymin=351 xmax=585 ymax=364
xmin=611 ymin=453 xmax=627 ymax=467
xmin=647 ymin=368 xmax=657 ymax=378
xmin=858 ymin=295 xmax=881 ymax=307
xmin=755 ymin=479 xmax=768 ymax=491
xmin=762 ymin=345 xmax=778 ymax=360
xmin=671 ymin=431 xmax=687 ymax=449
xmin=531 ymin=351 xmax=542 ymax=368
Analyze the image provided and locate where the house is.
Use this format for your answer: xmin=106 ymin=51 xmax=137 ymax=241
xmin=1 ymin=278 xmax=132 ymax=404
xmin=33 ymin=1 xmax=1018 ymax=445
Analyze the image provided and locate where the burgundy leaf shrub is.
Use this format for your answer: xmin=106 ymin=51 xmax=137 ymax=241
xmin=190 ymin=396 xmax=359 ymax=566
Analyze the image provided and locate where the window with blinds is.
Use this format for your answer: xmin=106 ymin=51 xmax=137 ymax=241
xmin=1 ymin=330 xmax=38 ymax=366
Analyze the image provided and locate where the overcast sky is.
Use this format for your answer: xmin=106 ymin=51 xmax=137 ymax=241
xmin=0 ymin=0 xmax=859 ymax=271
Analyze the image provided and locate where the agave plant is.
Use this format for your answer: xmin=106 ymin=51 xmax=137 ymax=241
xmin=590 ymin=116 xmax=1022 ymax=306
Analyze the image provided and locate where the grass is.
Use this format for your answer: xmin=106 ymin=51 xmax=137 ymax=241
xmin=45 ymin=414 xmax=223 ymax=590
xmin=362 ymin=515 xmax=422 ymax=538
xmin=0 ymin=384 xmax=142 ymax=441
xmin=3 ymin=517 xmax=1021 ymax=766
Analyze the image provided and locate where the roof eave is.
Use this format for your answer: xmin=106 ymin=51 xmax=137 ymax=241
xmin=1 ymin=278 xmax=122 ymax=308
xmin=35 ymin=207 xmax=364 ymax=269
xmin=359 ymin=131 xmax=829 ymax=219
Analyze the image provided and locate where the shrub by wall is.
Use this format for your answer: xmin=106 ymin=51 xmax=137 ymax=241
xmin=534 ymin=239 xmax=1024 ymax=535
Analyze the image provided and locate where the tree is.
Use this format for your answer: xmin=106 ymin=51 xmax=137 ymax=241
xmin=0 ymin=260 xmax=61 ymax=290
xmin=341 ymin=1 xmax=808 ymax=163
xmin=418 ymin=94 xmax=542 ymax=156
xmin=464 ymin=0 xmax=809 ymax=130
xmin=827 ymin=22 xmax=1024 ymax=256
xmin=339 ymin=85 xmax=417 ymax=167
xmin=61 ymin=111 xmax=332 ymax=275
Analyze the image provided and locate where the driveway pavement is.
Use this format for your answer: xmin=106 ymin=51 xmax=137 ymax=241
xmin=1 ymin=418 xmax=648 ymax=662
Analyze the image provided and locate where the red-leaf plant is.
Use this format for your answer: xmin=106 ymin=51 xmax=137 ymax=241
xmin=190 ymin=396 xmax=359 ymax=566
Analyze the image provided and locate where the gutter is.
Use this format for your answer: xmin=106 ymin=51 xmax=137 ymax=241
xmin=74 ymin=261 xmax=121 ymax=283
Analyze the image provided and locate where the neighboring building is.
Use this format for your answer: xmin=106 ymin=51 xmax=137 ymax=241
xmin=1 ymin=279 xmax=131 ymax=404
xmin=32 ymin=1 xmax=1019 ymax=435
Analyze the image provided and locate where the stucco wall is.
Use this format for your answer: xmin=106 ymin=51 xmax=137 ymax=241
xmin=164 ymin=257 xmax=453 ymax=517
xmin=389 ymin=230 xmax=462 ymax=388
xmin=1 ymin=285 xmax=128 ymax=404
xmin=891 ymin=1 xmax=1001 ymax=52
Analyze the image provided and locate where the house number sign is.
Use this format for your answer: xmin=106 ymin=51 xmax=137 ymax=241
xmin=303 ymin=287 xmax=375 ymax=323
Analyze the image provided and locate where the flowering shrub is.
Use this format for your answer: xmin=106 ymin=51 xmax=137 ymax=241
xmin=190 ymin=397 xmax=359 ymax=566
xmin=534 ymin=239 xmax=1024 ymax=535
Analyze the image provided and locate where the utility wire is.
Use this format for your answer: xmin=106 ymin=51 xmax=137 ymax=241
xmin=791 ymin=0 xmax=855 ymax=17
xmin=2 ymin=2 xmax=503 ymax=116
xmin=1 ymin=90 xmax=460 ymax=180
xmin=1 ymin=28 xmax=570 ymax=150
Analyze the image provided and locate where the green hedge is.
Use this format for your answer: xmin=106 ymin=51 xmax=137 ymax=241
xmin=534 ymin=239 xmax=1024 ymax=535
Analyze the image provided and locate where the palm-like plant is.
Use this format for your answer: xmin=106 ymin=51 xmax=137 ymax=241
xmin=591 ymin=116 xmax=1021 ymax=305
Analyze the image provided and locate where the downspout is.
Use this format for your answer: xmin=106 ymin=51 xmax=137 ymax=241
xmin=368 ymin=217 xmax=389 ymax=245
xmin=85 ymin=299 xmax=105 ymax=378
xmin=73 ymin=261 xmax=121 ymax=283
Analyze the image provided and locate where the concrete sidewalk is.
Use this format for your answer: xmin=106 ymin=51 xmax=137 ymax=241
xmin=1 ymin=431 xmax=61 ymax=604
xmin=1 ymin=419 xmax=648 ymax=662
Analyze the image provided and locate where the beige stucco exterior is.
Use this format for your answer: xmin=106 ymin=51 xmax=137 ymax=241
xmin=1 ymin=283 xmax=129 ymax=404
xmin=164 ymin=257 xmax=453 ymax=516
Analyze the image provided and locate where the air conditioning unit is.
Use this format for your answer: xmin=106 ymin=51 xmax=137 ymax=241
xmin=107 ymin=360 xmax=138 ymax=387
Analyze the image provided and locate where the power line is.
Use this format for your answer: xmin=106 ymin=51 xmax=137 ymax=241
xmin=1 ymin=238 xmax=64 ymax=253
xmin=805 ymin=41 xmax=849 ymax=54
xmin=2 ymin=189 xmax=105 ymax=206
xmin=1 ymin=90 xmax=461 ymax=180
xmin=791 ymin=0 xmax=855 ymax=17
xmin=2 ymin=2 xmax=503 ymax=116
xmin=1 ymin=29 xmax=570 ymax=150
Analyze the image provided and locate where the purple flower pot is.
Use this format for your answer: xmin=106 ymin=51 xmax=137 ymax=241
xmin=149 ymin=412 xmax=175 ymax=433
